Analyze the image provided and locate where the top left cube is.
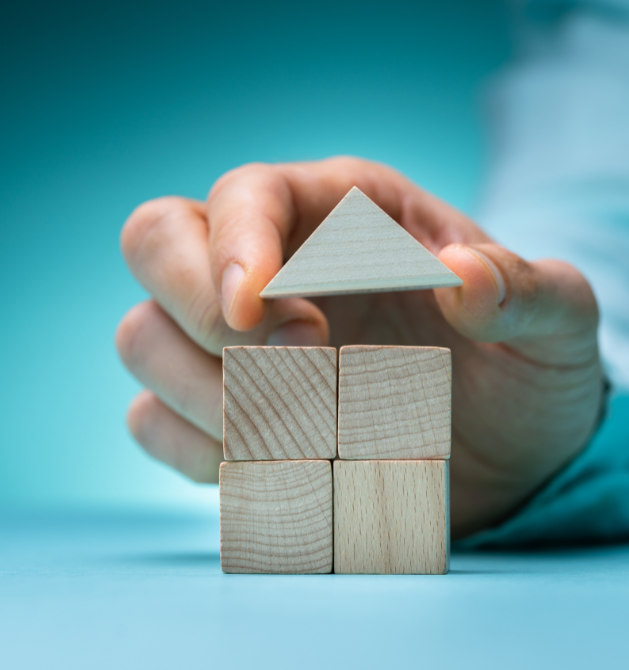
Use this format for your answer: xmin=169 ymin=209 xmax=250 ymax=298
xmin=223 ymin=347 xmax=338 ymax=461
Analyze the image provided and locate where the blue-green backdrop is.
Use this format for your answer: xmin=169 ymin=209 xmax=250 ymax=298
xmin=0 ymin=0 xmax=509 ymax=506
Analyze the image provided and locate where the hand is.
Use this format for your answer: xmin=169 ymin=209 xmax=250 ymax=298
xmin=116 ymin=157 xmax=603 ymax=538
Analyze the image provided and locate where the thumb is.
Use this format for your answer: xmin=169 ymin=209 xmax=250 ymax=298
xmin=434 ymin=243 xmax=599 ymax=365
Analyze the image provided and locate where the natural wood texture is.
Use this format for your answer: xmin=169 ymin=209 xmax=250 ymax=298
xmin=260 ymin=187 xmax=462 ymax=299
xmin=223 ymin=346 xmax=337 ymax=461
xmin=338 ymin=346 xmax=451 ymax=460
xmin=220 ymin=460 xmax=333 ymax=574
xmin=334 ymin=460 xmax=449 ymax=575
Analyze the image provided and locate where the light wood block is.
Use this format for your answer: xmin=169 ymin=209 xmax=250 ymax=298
xmin=223 ymin=346 xmax=337 ymax=461
xmin=338 ymin=345 xmax=451 ymax=460
xmin=334 ymin=460 xmax=449 ymax=575
xmin=220 ymin=460 xmax=333 ymax=574
xmin=260 ymin=187 xmax=462 ymax=299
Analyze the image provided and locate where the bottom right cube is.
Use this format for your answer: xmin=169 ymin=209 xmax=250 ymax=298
xmin=334 ymin=460 xmax=449 ymax=575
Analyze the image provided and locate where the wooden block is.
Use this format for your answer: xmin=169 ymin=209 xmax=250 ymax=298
xmin=223 ymin=346 xmax=337 ymax=461
xmin=220 ymin=460 xmax=333 ymax=574
xmin=260 ymin=187 xmax=462 ymax=299
xmin=334 ymin=460 xmax=449 ymax=575
xmin=338 ymin=345 xmax=451 ymax=460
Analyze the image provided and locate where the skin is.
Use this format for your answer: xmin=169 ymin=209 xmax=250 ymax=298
xmin=116 ymin=157 xmax=603 ymax=539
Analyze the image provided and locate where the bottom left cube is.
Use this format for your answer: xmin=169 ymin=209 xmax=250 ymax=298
xmin=220 ymin=460 xmax=333 ymax=574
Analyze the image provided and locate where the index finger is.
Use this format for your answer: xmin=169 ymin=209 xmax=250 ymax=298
xmin=207 ymin=157 xmax=410 ymax=331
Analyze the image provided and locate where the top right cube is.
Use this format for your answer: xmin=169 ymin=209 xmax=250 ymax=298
xmin=338 ymin=346 xmax=451 ymax=460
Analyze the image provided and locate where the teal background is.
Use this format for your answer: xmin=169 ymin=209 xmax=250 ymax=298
xmin=0 ymin=0 xmax=509 ymax=506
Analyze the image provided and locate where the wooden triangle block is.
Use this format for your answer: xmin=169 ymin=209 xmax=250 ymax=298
xmin=261 ymin=187 xmax=462 ymax=298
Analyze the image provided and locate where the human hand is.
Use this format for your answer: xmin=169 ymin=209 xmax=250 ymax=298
xmin=116 ymin=157 xmax=603 ymax=538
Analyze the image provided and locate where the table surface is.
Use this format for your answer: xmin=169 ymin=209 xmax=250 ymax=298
xmin=1 ymin=505 xmax=628 ymax=670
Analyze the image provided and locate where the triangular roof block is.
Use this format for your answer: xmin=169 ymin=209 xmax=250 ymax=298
xmin=261 ymin=187 xmax=462 ymax=298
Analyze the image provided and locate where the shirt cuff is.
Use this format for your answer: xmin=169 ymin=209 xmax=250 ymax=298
xmin=455 ymin=391 xmax=629 ymax=548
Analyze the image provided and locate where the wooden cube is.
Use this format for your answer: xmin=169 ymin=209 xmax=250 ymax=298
xmin=334 ymin=460 xmax=449 ymax=575
xmin=220 ymin=460 xmax=333 ymax=574
xmin=223 ymin=346 xmax=337 ymax=461
xmin=338 ymin=345 xmax=451 ymax=460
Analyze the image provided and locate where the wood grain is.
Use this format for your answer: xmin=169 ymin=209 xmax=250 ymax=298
xmin=260 ymin=187 xmax=462 ymax=299
xmin=334 ymin=460 xmax=449 ymax=575
xmin=338 ymin=346 xmax=451 ymax=460
xmin=223 ymin=346 xmax=337 ymax=461
xmin=220 ymin=460 xmax=333 ymax=574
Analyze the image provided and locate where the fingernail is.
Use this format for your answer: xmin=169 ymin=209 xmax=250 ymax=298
xmin=467 ymin=249 xmax=507 ymax=305
xmin=267 ymin=321 xmax=323 ymax=347
xmin=220 ymin=262 xmax=246 ymax=318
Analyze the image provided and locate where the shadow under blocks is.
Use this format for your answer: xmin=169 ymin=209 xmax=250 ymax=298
xmin=219 ymin=189 xmax=456 ymax=575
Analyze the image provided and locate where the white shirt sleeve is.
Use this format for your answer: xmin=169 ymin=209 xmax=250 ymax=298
xmin=459 ymin=0 xmax=629 ymax=546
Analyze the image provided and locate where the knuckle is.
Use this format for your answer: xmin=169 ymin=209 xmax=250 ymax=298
xmin=127 ymin=391 xmax=156 ymax=445
xmin=115 ymin=302 xmax=158 ymax=368
xmin=185 ymin=289 xmax=225 ymax=351
xmin=328 ymin=155 xmax=364 ymax=170
xmin=209 ymin=162 xmax=275 ymax=201
xmin=121 ymin=196 xmax=191 ymax=264
xmin=515 ymin=256 xmax=537 ymax=294
xmin=501 ymin=252 xmax=538 ymax=308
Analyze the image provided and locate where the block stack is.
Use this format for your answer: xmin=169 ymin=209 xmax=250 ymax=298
xmin=219 ymin=344 xmax=451 ymax=574
xmin=218 ymin=187 xmax=461 ymax=575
